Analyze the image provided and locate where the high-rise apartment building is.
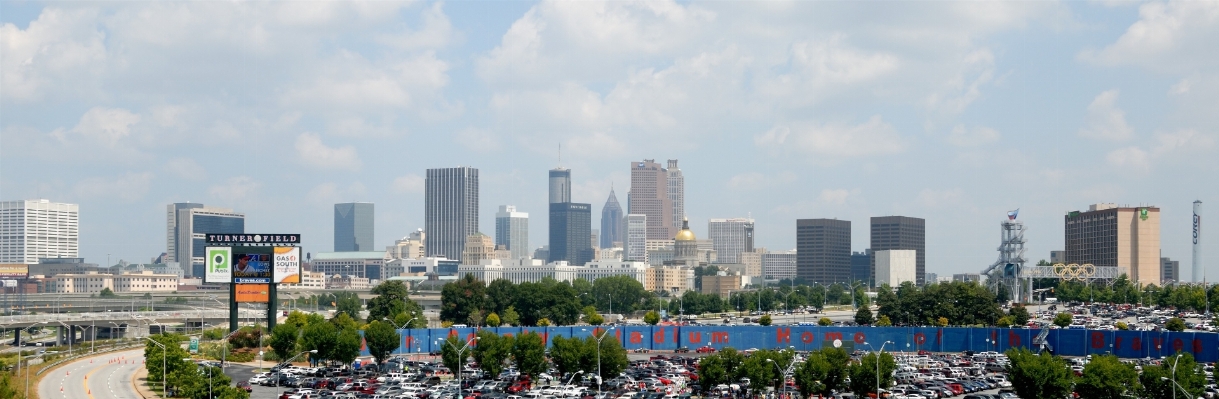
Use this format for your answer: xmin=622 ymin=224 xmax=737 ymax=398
xmin=495 ymin=205 xmax=529 ymax=260
xmin=425 ymin=167 xmax=479 ymax=260
xmin=600 ymin=189 xmax=624 ymax=248
xmin=334 ymin=202 xmax=374 ymax=252
xmin=667 ymin=160 xmax=684 ymax=232
xmin=1064 ymin=203 xmax=1161 ymax=286
xmin=549 ymin=203 xmax=593 ymax=266
xmin=796 ymin=219 xmax=851 ymax=284
xmin=166 ymin=203 xmax=244 ymax=277
xmin=708 ymin=218 xmax=755 ymax=264
xmin=0 ymin=200 xmax=79 ymax=264
xmin=629 ymin=160 xmax=675 ymax=240
xmin=1162 ymin=257 xmax=1179 ymax=284
xmin=870 ymin=216 xmax=926 ymax=285
xmin=850 ymin=250 xmax=872 ymax=284
xmin=625 ymin=214 xmax=648 ymax=262
xmin=549 ymin=168 xmax=571 ymax=204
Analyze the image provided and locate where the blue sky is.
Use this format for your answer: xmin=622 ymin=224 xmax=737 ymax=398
xmin=2 ymin=1 xmax=1216 ymax=277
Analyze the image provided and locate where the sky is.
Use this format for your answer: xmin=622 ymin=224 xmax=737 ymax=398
xmin=1 ymin=0 xmax=1216 ymax=278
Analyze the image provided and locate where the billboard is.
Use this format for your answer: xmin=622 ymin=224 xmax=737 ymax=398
xmin=206 ymin=234 xmax=300 ymax=245
xmin=232 ymin=247 xmax=273 ymax=283
xmin=235 ymin=284 xmax=270 ymax=303
xmin=273 ymin=247 xmax=301 ymax=284
xmin=0 ymin=264 xmax=28 ymax=279
xmin=205 ymin=247 xmax=232 ymax=283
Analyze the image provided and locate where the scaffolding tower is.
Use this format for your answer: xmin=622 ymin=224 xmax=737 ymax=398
xmin=981 ymin=210 xmax=1029 ymax=303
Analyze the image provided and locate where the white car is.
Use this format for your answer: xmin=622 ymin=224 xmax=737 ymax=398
xmin=249 ymin=375 xmax=269 ymax=384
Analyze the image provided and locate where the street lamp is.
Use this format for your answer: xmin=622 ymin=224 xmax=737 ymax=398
xmin=277 ymin=350 xmax=318 ymax=396
xmin=583 ymin=326 xmax=617 ymax=395
xmin=388 ymin=317 xmax=418 ymax=360
xmin=565 ymin=370 xmax=585 ymax=386
xmin=145 ymin=337 xmax=168 ymax=398
xmin=865 ymin=341 xmax=894 ymax=396
xmin=441 ymin=336 xmax=479 ymax=399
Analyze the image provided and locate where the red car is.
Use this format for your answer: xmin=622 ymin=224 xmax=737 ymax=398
xmin=236 ymin=381 xmax=253 ymax=392
xmin=696 ymin=346 xmax=716 ymax=353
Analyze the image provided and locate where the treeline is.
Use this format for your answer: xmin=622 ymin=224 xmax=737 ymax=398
xmin=145 ymin=333 xmax=249 ymax=399
xmin=875 ymin=281 xmax=1006 ymax=326
xmin=1038 ymin=274 xmax=1219 ymax=313
xmin=697 ymin=347 xmax=898 ymax=397
xmin=442 ymin=329 xmax=628 ymax=382
xmin=1006 ymin=348 xmax=1206 ymax=399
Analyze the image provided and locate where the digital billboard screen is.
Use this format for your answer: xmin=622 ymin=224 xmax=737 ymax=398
xmin=273 ymin=247 xmax=301 ymax=284
xmin=204 ymin=247 xmax=232 ymax=283
xmin=232 ymin=247 xmax=272 ymax=283
xmin=235 ymin=284 xmax=270 ymax=303
xmin=0 ymin=264 xmax=29 ymax=279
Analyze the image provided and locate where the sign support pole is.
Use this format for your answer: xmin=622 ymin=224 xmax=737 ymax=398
xmin=268 ymin=283 xmax=278 ymax=331
xmin=229 ymin=282 xmax=239 ymax=332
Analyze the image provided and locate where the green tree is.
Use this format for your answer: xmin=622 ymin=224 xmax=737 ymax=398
xmin=172 ymin=364 xmax=234 ymax=399
xmin=1005 ymin=348 xmax=1075 ymax=399
xmin=758 ymin=314 xmax=772 ymax=326
xmin=594 ymin=332 xmax=629 ymax=381
xmin=741 ymin=349 xmax=795 ymax=391
xmin=592 ymin=274 xmax=649 ymax=313
xmin=99 ymin=287 xmax=118 ymax=298
xmin=441 ymin=274 xmax=487 ymax=323
xmin=1140 ymin=352 xmax=1206 ymax=399
xmin=1009 ymin=304 xmax=1031 ymax=326
xmin=696 ymin=348 xmax=746 ymax=391
xmin=300 ymin=320 xmax=337 ymax=365
xmin=1115 ymin=321 xmax=1129 ymax=330
xmin=334 ymin=291 xmax=363 ymax=321
xmin=267 ymin=323 xmax=299 ymax=363
xmin=854 ymin=306 xmax=874 ymax=325
xmin=1076 ymin=354 xmax=1140 ymax=399
xmin=584 ymin=306 xmax=604 ymax=325
xmin=847 ymin=351 xmax=896 ymax=396
xmin=514 ymin=278 xmax=581 ymax=325
xmin=472 ymin=329 xmax=514 ymax=379
xmin=364 ymin=320 xmax=401 ymax=365
xmin=549 ymin=335 xmax=587 ymax=377
xmin=144 ymin=333 xmax=193 ymax=391
xmin=818 ymin=317 xmax=832 ymax=326
xmin=1165 ymin=317 xmax=1186 ymax=331
xmin=876 ymin=315 xmax=892 ymax=326
xmin=794 ymin=348 xmax=850 ymax=397
xmin=331 ymin=326 xmax=362 ymax=365
xmin=284 ymin=310 xmax=309 ymax=328
xmin=0 ymin=370 xmax=19 ymax=399
xmin=485 ymin=278 xmax=518 ymax=315
xmin=537 ymin=318 xmax=552 ymax=327
xmin=440 ymin=335 xmax=473 ymax=376
xmin=643 ymin=311 xmax=660 ymax=325
xmin=996 ymin=316 xmax=1013 ymax=328
xmin=1053 ymin=312 xmax=1073 ymax=328
xmin=485 ymin=312 xmax=501 ymax=327
xmin=501 ymin=307 xmax=520 ymax=327
xmin=512 ymin=332 xmax=548 ymax=378
xmin=367 ymin=281 xmax=426 ymax=328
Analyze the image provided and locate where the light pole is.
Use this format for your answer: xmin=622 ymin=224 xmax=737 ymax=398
xmin=388 ymin=317 xmax=418 ymax=360
xmin=583 ymin=326 xmax=616 ymax=395
xmin=276 ymin=349 xmax=318 ymax=396
xmin=145 ymin=337 xmax=168 ymax=398
xmin=865 ymin=341 xmax=894 ymax=396
xmin=444 ymin=336 xmax=479 ymax=399
xmin=218 ymin=328 xmax=244 ymax=369
xmin=850 ymin=282 xmax=865 ymax=311
xmin=565 ymin=370 xmax=585 ymax=386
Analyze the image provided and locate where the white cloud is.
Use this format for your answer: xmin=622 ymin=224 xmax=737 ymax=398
xmin=307 ymin=182 xmax=367 ymax=205
xmin=916 ymin=188 xmax=965 ymax=208
xmin=59 ymin=107 xmax=142 ymax=146
xmin=755 ymin=116 xmax=904 ymax=157
xmin=164 ymin=158 xmax=206 ymax=181
xmin=392 ymin=174 xmax=425 ymax=194
xmin=1106 ymin=129 xmax=1215 ymax=171
xmin=0 ymin=8 xmax=107 ymax=101
xmin=1081 ymin=1 xmax=1219 ymax=73
xmin=725 ymin=172 xmax=798 ymax=191
xmin=819 ymin=189 xmax=858 ymax=205
xmin=948 ymin=124 xmax=1001 ymax=147
xmin=1079 ymin=90 xmax=1134 ymax=141
xmin=1106 ymin=147 xmax=1151 ymax=171
xmin=294 ymin=133 xmax=361 ymax=171
xmin=73 ymin=172 xmax=154 ymax=201
xmin=208 ymin=176 xmax=261 ymax=202
xmin=455 ymin=128 xmax=501 ymax=154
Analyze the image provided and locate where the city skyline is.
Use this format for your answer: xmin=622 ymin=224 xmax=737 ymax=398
xmin=1 ymin=1 xmax=1215 ymax=276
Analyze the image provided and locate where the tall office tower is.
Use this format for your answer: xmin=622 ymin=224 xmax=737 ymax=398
xmin=165 ymin=202 xmax=244 ymax=277
xmin=761 ymin=250 xmax=797 ymax=281
xmin=334 ymin=202 xmax=374 ymax=252
xmin=495 ymin=205 xmax=529 ymax=260
xmin=796 ymin=219 xmax=852 ymax=284
xmin=426 ymin=167 xmax=479 ymax=260
xmin=708 ymin=218 xmax=755 ymax=264
xmin=870 ymin=216 xmax=926 ymax=285
xmin=462 ymin=233 xmax=495 ymax=265
xmin=625 ymin=214 xmax=648 ymax=262
xmin=549 ymin=203 xmax=593 ymax=265
xmin=549 ymin=168 xmax=571 ymax=204
xmin=850 ymin=250 xmax=872 ymax=284
xmin=629 ymin=160 xmax=674 ymax=240
xmin=0 ymin=200 xmax=79 ymax=264
xmin=591 ymin=229 xmax=600 ymax=249
xmin=667 ymin=160 xmax=684 ymax=231
xmin=1065 ymin=203 xmax=1161 ymax=285
xmin=1162 ymin=257 xmax=1180 ymax=284
xmin=600 ymin=188 xmax=624 ymax=248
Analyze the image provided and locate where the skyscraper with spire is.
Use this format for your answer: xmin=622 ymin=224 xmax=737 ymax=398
xmin=600 ymin=187 xmax=624 ymax=248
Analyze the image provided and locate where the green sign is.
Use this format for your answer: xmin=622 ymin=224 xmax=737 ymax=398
xmin=1140 ymin=208 xmax=1149 ymax=221
xmin=189 ymin=337 xmax=199 ymax=354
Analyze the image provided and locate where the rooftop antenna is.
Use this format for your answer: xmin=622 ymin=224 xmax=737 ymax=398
xmin=558 ymin=143 xmax=562 ymax=168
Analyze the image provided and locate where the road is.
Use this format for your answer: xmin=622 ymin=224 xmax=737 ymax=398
xmin=38 ymin=349 xmax=145 ymax=399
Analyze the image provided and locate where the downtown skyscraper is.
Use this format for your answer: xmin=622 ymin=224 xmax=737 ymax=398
xmin=600 ymin=188 xmax=624 ymax=248
xmin=495 ymin=205 xmax=529 ymax=260
xmin=667 ymin=160 xmax=685 ymax=233
xmin=334 ymin=202 xmax=374 ymax=252
xmin=0 ymin=199 xmax=79 ymax=264
xmin=870 ymin=216 xmax=926 ymax=285
xmin=796 ymin=218 xmax=852 ymax=284
xmin=425 ymin=167 xmax=479 ymax=260
xmin=165 ymin=202 xmax=243 ymax=277
xmin=708 ymin=218 xmax=755 ymax=264
xmin=629 ymin=160 xmax=675 ymax=240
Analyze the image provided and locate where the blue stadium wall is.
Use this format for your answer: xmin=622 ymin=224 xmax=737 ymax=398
xmin=360 ymin=326 xmax=1219 ymax=362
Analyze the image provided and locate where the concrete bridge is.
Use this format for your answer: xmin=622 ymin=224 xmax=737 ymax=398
xmin=0 ymin=309 xmax=264 ymax=346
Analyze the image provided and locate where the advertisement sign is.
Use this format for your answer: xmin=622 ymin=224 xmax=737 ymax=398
xmin=235 ymin=284 xmax=270 ymax=303
xmin=189 ymin=337 xmax=199 ymax=354
xmin=0 ymin=264 xmax=29 ymax=279
xmin=204 ymin=247 xmax=231 ymax=283
xmin=206 ymin=234 xmax=300 ymax=245
xmin=232 ymin=247 xmax=272 ymax=283
xmin=273 ymin=247 xmax=301 ymax=284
